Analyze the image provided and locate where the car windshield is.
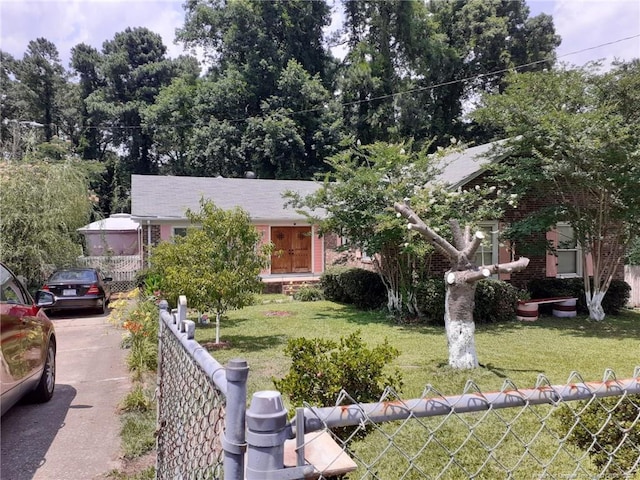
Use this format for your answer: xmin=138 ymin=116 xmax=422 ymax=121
xmin=49 ymin=270 xmax=97 ymax=282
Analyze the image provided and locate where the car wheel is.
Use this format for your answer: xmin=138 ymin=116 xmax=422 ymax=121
xmin=31 ymin=341 xmax=56 ymax=403
xmin=97 ymin=300 xmax=106 ymax=315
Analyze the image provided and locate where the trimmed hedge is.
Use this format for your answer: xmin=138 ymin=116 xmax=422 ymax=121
xmin=320 ymin=267 xmax=386 ymax=310
xmin=527 ymin=278 xmax=630 ymax=315
xmin=415 ymin=277 xmax=519 ymax=325
xmin=415 ymin=277 xmax=446 ymax=324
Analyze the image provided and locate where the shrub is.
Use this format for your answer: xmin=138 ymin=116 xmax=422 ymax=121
xmin=293 ymin=285 xmax=324 ymax=302
xmin=415 ymin=278 xmax=518 ymax=325
xmin=320 ymin=267 xmax=351 ymax=303
xmin=474 ymin=279 xmax=519 ymax=324
xmin=274 ymin=330 xmax=403 ymax=440
xmin=527 ymin=278 xmax=631 ymax=315
xmin=555 ymin=395 xmax=640 ymax=477
xmin=320 ymin=267 xmax=386 ymax=310
xmin=340 ymin=268 xmax=386 ymax=310
xmin=415 ymin=277 xmax=446 ymax=324
xmin=602 ymin=280 xmax=631 ymax=315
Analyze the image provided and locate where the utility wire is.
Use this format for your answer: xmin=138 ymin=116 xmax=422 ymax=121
xmin=69 ymin=33 xmax=640 ymax=131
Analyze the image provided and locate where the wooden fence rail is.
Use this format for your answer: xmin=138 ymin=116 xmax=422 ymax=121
xmin=624 ymin=265 xmax=640 ymax=308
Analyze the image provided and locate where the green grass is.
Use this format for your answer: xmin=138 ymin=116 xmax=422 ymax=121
xmin=198 ymin=299 xmax=640 ymax=398
xmin=193 ymin=297 xmax=640 ymax=479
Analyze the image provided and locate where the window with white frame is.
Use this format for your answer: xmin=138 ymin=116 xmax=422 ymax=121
xmin=473 ymin=222 xmax=499 ymax=267
xmin=556 ymin=223 xmax=581 ymax=277
xmin=172 ymin=227 xmax=188 ymax=238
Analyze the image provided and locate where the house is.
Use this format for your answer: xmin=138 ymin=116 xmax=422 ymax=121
xmin=129 ymin=140 xmax=624 ymax=294
xmin=426 ymin=141 xmax=623 ymax=288
xmin=130 ymin=174 xmax=330 ymax=292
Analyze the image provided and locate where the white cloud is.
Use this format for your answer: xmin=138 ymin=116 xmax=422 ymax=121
xmin=550 ymin=0 xmax=640 ymax=67
xmin=0 ymin=0 xmax=187 ymax=67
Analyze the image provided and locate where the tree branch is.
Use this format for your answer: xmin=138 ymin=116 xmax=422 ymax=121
xmin=462 ymin=230 xmax=485 ymax=259
xmin=394 ymin=202 xmax=459 ymax=259
xmin=457 ymin=257 xmax=530 ymax=284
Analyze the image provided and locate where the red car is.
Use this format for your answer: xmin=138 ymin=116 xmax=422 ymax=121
xmin=1 ymin=262 xmax=57 ymax=416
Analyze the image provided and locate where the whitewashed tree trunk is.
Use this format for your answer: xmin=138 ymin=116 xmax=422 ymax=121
xmin=215 ymin=311 xmax=221 ymax=344
xmin=394 ymin=201 xmax=530 ymax=370
xmin=444 ymin=281 xmax=478 ymax=369
xmin=586 ymin=290 xmax=606 ymax=321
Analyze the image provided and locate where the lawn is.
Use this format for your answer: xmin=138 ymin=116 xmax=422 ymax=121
xmin=197 ymin=297 xmax=640 ymax=398
xmin=193 ymin=297 xmax=640 ymax=479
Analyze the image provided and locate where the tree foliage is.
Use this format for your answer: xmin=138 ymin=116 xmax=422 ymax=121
xmin=0 ymin=160 xmax=94 ymax=286
xmin=474 ymin=61 xmax=640 ymax=320
xmin=150 ymin=199 xmax=270 ymax=342
xmin=286 ymin=141 xmax=438 ymax=315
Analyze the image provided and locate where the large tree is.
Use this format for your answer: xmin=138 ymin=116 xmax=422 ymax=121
xmin=474 ymin=62 xmax=640 ymax=321
xmin=336 ymin=0 xmax=560 ymax=146
xmin=83 ymin=27 xmax=179 ymax=176
xmin=11 ymin=38 xmax=66 ymax=142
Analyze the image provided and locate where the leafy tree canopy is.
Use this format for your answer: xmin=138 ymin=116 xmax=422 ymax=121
xmin=0 ymin=160 xmax=94 ymax=286
xmin=474 ymin=61 xmax=640 ymax=320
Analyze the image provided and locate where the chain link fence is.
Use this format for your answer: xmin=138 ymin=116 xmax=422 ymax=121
xmin=287 ymin=370 xmax=640 ymax=479
xmin=156 ymin=298 xmax=247 ymax=480
xmin=155 ymin=298 xmax=639 ymax=479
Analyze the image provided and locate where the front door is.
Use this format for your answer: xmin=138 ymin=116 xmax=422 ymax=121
xmin=271 ymin=227 xmax=312 ymax=274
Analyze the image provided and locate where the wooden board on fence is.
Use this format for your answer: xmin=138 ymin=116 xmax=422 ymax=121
xmin=284 ymin=431 xmax=357 ymax=477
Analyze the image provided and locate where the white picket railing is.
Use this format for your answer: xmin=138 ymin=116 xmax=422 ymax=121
xmin=77 ymin=255 xmax=143 ymax=291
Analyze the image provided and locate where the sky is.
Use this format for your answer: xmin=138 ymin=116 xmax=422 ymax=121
xmin=0 ymin=0 xmax=639 ymax=71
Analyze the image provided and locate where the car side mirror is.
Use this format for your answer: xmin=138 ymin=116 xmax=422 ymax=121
xmin=103 ymin=277 xmax=113 ymax=282
xmin=35 ymin=290 xmax=56 ymax=308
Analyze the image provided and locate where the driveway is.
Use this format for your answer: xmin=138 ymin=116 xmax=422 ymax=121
xmin=1 ymin=309 xmax=131 ymax=479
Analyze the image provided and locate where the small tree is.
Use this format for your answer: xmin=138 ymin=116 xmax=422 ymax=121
xmin=394 ymin=201 xmax=529 ymax=369
xmin=475 ymin=62 xmax=640 ymax=321
xmin=286 ymin=141 xmax=439 ymax=316
xmin=151 ymin=199 xmax=270 ymax=344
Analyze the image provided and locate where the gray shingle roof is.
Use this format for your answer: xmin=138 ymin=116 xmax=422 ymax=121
xmin=130 ymin=141 xmax=506 ymax=221
xmin=433 ymin=140 xmax=506 ymax=189
xmin=131 ymin=175 xmax=323 ymax=221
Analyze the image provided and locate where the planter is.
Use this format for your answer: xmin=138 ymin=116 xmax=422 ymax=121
xmin=552 ymin=298 xmax=577 ymax=317
xmin=516 ymin=302 xmax=539 ymax=321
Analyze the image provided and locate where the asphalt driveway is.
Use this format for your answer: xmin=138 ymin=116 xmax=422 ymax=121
xmin=1 ymin=309 xmax=131 ymax=479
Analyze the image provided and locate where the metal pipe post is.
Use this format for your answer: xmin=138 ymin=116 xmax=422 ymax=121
xmin=223 ymin=359 xmax=249 ymax=480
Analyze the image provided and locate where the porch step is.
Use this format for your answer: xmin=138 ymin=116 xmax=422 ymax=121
xmin=265 ymin=279 xmax=320 ymax=296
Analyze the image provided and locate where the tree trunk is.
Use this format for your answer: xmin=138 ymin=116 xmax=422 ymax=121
xmin=444 ymin=277 xmax=478 ymax=369
xmin=586 ymin=290 xmax=606 ymax=321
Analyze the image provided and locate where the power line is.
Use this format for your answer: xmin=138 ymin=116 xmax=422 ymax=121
xmin=72 ymin=33 xmax=640 ymax=131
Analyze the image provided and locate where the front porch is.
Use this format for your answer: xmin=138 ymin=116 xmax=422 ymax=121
xmin=261 ymin=273 xmax=321 ymax=295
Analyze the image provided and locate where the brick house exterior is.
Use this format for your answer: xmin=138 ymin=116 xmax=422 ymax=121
xmin=130 ymin=139 xmax=623 ymax=291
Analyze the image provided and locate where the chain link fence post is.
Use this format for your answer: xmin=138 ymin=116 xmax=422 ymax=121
xmin=223 ymin=359 xmax=249 ymax=480
xmin=246 ymin=391 xmax=314 ymax=479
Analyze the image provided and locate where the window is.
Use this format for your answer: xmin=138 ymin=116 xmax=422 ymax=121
xmin=172 ymin=227 xmax=188 ymax=238
xmin=0 ymin=265 xmax=28 ymax=305
xmin=556 ymin=223 xmax=581 ymax=277
xmin=473 ymin=222 xmax=499 ymax=267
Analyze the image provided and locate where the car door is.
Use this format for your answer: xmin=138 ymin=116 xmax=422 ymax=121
xmin=0 ymin=266 xmax=32 ymax=401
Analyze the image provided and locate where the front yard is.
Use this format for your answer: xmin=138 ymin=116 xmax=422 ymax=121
xmin=198 ymin=297 xmax=640 ymax=399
